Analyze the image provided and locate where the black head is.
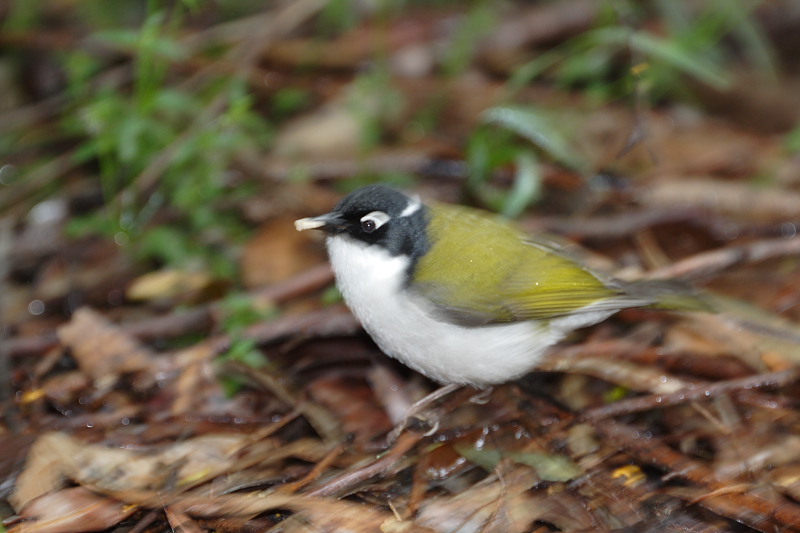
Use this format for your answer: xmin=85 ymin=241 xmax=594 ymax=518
xmin=296 ymin=185 xmax=431 ymax=262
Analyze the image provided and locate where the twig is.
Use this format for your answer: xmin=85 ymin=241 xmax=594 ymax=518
xmin=306 ymin=432 xmax=422 ymax=498
xmin=584 ymin=367 xmax=800 ymax=420
xmin=7 ymin=264 xmax=334 ymax=359
xmin=208 ymin=307 xmax=360 ymax=356
xmin=646 ymin=235 xmax=800 ymax=281
xmin=279 ymin=442 xmax=346 ymax=494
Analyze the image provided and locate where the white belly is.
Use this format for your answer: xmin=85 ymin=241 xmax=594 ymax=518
xmin=326 ymin=236 xmax=565 ymax=386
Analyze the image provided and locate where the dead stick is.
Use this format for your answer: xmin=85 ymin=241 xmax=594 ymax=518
xmin=306 ymin=432 xmax=422 ymax=498
xmin=584 ymin=367 xmax=800 ymax=420
xmin=646 ymin=236 xmax=800 ymax=281
xmin=7 ymin=264 xmax=334 ymax=359
xmin=208 ymin=306 xmax=359 ymax=355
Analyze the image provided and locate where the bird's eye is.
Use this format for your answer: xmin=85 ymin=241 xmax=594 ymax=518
xmin=360 ymin=211 xmax=390 ymax=233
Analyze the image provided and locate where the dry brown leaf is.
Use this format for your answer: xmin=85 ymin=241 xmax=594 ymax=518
xmin=173 ymin=493 xmax=391 ymax=532
xmin=541 ymin=353 xmax=691 ymax=394
xmin=170 ymin=344 xmax=221 ymax=415
xmin=8 ymin=487 xmax=136 ymax=533
xmin=34 ymin=371 xmax=90 ymax=406
xmin=663 ymin=312 xmax=800 ymax=370
xmin=414 ymin=465 xmax=595 ymax=533
xmin=11 ymin=432 xmax=246 ymax=511
xmin=639 ymin=179 xmax=800 ymax=222
xmin=271 ymin=97 xmax=362 ymax=158
xmin=56 ymin=307 xmax=156 ymax=387
xmin=240 ymin=214 xmax=325 ymax=288
xmin=714 ymin=435 xmax=800 ymax=480
xmin=306 ymin=375 xmax=393 ymax=444
xmin=164 ymin=506 xmax=204 ymax=533
xmin=769 ymin=464 xmax=800 ymax=502
xmin=126 ymin=269 xmax=214 ymax=302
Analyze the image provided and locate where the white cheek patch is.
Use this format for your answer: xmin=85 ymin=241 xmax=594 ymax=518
xmin=399 ymin=195 xmax=421 ymax=217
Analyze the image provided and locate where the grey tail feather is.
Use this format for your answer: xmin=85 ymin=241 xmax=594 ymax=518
xmin=615 ymin=279 xmax=714 ymax=312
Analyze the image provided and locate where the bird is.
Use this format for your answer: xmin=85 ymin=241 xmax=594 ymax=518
xmin=295 ymin=184 xmax=707 ymax=388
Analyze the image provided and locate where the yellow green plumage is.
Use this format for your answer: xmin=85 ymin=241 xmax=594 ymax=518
xmin=411 ymin=204 xmax=624 ymax=324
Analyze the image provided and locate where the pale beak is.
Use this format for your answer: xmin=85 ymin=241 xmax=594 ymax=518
xmin=294 ymin=212 xmax=347 ymax=233
xmin=294 ymin=216 xmax=327 ymax=231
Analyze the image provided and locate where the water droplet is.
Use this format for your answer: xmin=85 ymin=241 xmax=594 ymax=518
xmin=114 ymin=232 xmax=130 ymax=246
xmin=0 ymin=164 xmax=17 ymax=184
xmin=28 ymin=300 xmax=45 ymax=316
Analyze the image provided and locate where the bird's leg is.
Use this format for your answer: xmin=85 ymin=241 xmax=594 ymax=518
xmin=387 ymin=382 xmax=462 ymax=443
xmin=468 ymin=386 xmax=494 ymax=405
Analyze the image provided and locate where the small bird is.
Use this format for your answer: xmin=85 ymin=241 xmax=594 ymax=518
xmin=295 ymin=185 xmax=706 ymax=387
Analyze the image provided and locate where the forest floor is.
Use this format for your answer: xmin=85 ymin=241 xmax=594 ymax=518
xmin=3 ymin=1 xmax=800 ymax=532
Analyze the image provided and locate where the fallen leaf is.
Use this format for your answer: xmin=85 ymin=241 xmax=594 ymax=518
xmin=240 ymin=214 xmax=325 ymax=288
xmin=639 ymin=178 xmax=800 ymax=222
xmin=306 ymin=375 xmax=392 ymax=444
xmin=173 ymin=493 xmax=391 ymax=532
xmin=8 ymin=487 xmax=136 ymax=533
xmin=57 ymin=308 xmax=156 ymax=387
xmin=11 ymin=432 xmax=247 ymax=511
xmin=415 ymin=465 xmax=595 ymax=532
xmin=127 ymin=269 xmax=214 ymax=302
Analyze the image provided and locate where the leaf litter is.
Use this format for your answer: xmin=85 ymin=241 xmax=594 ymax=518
xmin=3 ymin=1 xmax=800 ymax=532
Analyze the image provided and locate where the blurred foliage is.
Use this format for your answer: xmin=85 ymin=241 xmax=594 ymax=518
xmin=0 ymin=0 xmax=779 ymax=264
xmin=509 ymin=0 xmax=773 ymax=101
xmin=484 ymin=0 xmax=775 ymax=217
xmin=785 ymin=126 xmax=800 ymax=155
xmin=216 ymin=293 xmax=278 ymax=396
xmin=4 ymin=0 xmax=272 ymax=278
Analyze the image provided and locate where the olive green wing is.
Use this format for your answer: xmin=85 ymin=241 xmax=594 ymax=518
xmin=411 ymin=204 xmax=640 ymax=325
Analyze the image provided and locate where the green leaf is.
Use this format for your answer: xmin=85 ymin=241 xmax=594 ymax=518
xmin=501 ymin=151 xmax=542 ymax=218
xmin=558 ymin=24 xmax=733 ymax=97
xmin=219 ymin=293 xmax=278 ymax=334
xmin=624 ymin=30 xmax=730 ymax=90
xmin=482 ymin=106 xmax=588 ymax=174
xmin=709 ymin=0 xmax=776 ymax=79
xmin=455 ymin=445 xmax=583 ymax=482
xmin=221 ymin=338 xmax=268 ymax=368
xmin=137 ymin=225 xmax=194 ymax=266
xmin=507 ymin=451 xmax=583 ymax=482
xmin=321 ymin=285 xmax=343 ymax=306
xmin=92 ymin=28 xmax=141 ymax=50
xmin=454 ymin=445 xmax=504 ymax=472
xmin=506 ymin=50 xmax=562 ymax=94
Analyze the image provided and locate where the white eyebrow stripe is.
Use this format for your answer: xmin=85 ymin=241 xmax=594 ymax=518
xmin=361 ymin=210 xmax=391 ymax=228
xmin=400 ymin=195 xmax=421 ymax=217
